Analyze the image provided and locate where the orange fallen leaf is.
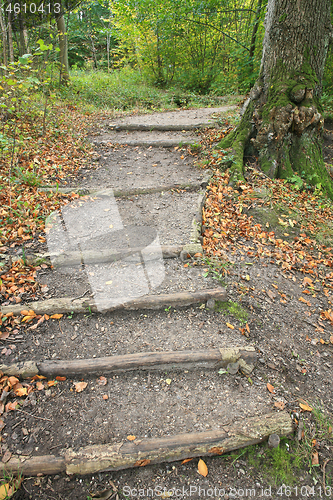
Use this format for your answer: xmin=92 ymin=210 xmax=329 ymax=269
xmin=299 ymin=297 xmax=311 ymax=306
xmin=74 ymin=381 xmax=87 ymax=393
xmin=102 ymin=395 xmax=108 ymax=400
xmin=267 ymin=383 xmax=275 ymax=394
xmin=56 ymin=376 xmax=66 ymax=381
xmin=181 ymin=458 xmax=193 ymax=464
xmin=97 ymin=376 xmax=107 ymax=386
xmin=127 ymin=435 xmax=136 ymax=441
xmin=7 ymin=376 xmax=19 ymax=388
xmin=48 ymin=380 xmax=56 ymax=387
xmin=5 ymin=401 xmax=18 ymax=412
xmin=198 ymin=459 xmax=208 ymax=477
xmin=13 ymin=384 xmax=28 ymax=397
xmin=31 ymin=375 xmax=47 ymax=381
xmin=134 ymin=459 xmax=150 ymax=467
xmin=226 ymin=323 xmax=234 ymax=329
xmin=299 ymin=402 xmax=313 ymax=412
xmin=274 ymin=401 xmax=285 ymax=410
xmin=311 ymin=450 xmax=319 ymax=465
xmin=246 ymin=323 xmax=250 ymax=333
xmin=194 ymin=253 xmax=202 ymax=258
xmin=36 ymin=381 xmax=44 ymax=391
xmin=50 ymin=314 xmax=63 ymax=319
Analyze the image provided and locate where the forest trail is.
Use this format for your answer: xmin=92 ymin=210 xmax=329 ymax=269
xmin=2 ymin=105 xmax=332 ymax=498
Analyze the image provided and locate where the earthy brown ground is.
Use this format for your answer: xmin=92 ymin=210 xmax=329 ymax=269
xmin=0 ymin=106 xmax=332 ymax=500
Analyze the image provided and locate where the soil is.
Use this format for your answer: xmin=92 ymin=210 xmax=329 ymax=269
xmin=0 ymin=106 xmax=332 ymax=499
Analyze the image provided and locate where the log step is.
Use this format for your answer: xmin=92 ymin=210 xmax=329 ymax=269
xmin=0 ymin=346 xmax=257 ymax=378
xmin=1 ymin=412 xmax=293 ymax=477
xmin=0 ymin=288 xmax=227 ymax=316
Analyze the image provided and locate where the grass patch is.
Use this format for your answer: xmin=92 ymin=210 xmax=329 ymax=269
xmin=214 ymin=300 xmax=248 ymax=324
xmin=58 ymin=68 xmax=236 ymax=114
xmin=221 ymin=406 xmax=333 ymax=488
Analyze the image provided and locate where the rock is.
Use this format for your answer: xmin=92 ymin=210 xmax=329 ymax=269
xmin=227 ymin=362 xmax=239 ymax=375
xmin=206 ymin=299 xmax=215 ymax=310
xmin=268 ymin=433 xmax=280 ymax=448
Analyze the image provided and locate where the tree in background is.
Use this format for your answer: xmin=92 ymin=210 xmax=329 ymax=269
xmin=219 ymin=0 xmax=333 ymax=198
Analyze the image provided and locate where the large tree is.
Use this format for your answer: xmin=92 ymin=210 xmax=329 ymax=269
xmin=220 ymin=0 xmax=333 ymax=198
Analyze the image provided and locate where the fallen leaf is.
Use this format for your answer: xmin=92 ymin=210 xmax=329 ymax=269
xmin=226 ymin=323 xmax=234 ymax=329
xmin=134 ymin=459 xmax=150 ymax=467
xmin=74 ymin=381 xmax=87 ymax=393
xmin=181 ymin=458 xmax=193 ymax=464
xmin=299 ymin=402 xmax=313 ymax=412
xmin=127 ymin=435 xmax=136 ymax=441
xmin=56 ymin=376 xmax=66 ymax=381
xmin=1 ymin=450 xmax=12 ymax=463
xmin=193 ymin=253 xmax=202 ymax=258
xmin=91 ymin=489 xmax=113 ymax=499
xmin=48 ymin=380 xmax=56 ymax=387
xmin=165 ymin=379 xmax=172 ymax=385
xmin=50 ymin=314 xmax=63 ymax=319
xmin=36 ymin=381 xmax=44 ymax=391
xmin=299 ymin=297 xmax=311 ymax=306
xmin=97 ymin=376 xmax=107 ymax=386
xmin=102 ymin=395 xmax=108 ymax=400
xmin=246 ymin=323 xmax=250 ymax=333
xmin=267 ymin=383 xmax=275 ymax=394
xmin=311 ymin=450 xmax=319 ymax=465
xmin=274 ymin=401 xmax=285 ymax=410
xmin=7 ymin=376 xmax=19 ymax=388
xmin=198 ymin=459 xmax=208 ymax=477
xmin=105 ymin=280 xmax=112 ymax=285
xmin=13 ymin=386 xmax=27 ymax=397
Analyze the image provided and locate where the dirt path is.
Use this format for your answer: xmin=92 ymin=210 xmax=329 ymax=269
xmin=1 ymin=106 xmax=332 ymax=499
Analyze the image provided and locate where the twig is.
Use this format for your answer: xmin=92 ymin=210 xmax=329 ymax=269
xmin=323 ymin=458 xmax=331 ymax=496
xmin=303 ymin=319 xmax=319 ymax=329
xmin=17 ymin=409 xmax=52 ymax=422
xmin=49 ymin=443 xmax=62 ymax=451
xmin=71 ymin=289 xmax=90 ymax=301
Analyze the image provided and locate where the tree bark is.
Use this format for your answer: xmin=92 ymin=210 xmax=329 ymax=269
xmin=219 ymin=0 xmax=333 ymax=199
xmin=56 ymin=15 xmax=70 ymax=84
xmin=0 ymin=4 xmax=7 ymax=66
xmin=7 ymin=12 xmax=14 ymax=63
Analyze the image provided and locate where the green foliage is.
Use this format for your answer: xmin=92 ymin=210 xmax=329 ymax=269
xmin=214 ymin=300 xmax=248 ymax=324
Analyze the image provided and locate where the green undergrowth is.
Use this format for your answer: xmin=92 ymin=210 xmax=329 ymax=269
xmin=58 ymin=69 xmax=233 ymax=113
xmin=214 ymin=300 xmax=249 ymax=324
xmin=221 ymin=406 xmax=333 ymax=488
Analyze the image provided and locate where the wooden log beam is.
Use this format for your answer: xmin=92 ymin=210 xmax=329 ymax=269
xmin=1 ymin=412 xmax=293 ymax=477
xmin=0 ymin=288 xmax=227 ymax=316
xmin=38 ymin=182 xmax=204 ymax=197
xmin=0 ymin=346 xmax=256 ymax=379
xmin=26 ymin=245 xmax=183 ymax=268
xmin=37 ymin=346 xmax=257 ymax=377
xmin=110 ymin=123 xmax=215 ymax=131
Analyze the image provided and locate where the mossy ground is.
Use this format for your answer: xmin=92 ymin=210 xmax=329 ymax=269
xmin=214 ymin=300 xmax=249 ymax=324
xmin=220 ymin=408 xmax=333 ymax=488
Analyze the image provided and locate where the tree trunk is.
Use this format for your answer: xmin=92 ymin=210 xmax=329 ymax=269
xmin=56 ymin=15 xmax=70 ymax=84
xmin=248 ymin=0 xmax=263 ymax=85
xmin=219 ymin=0 xmax=333 ymax=199
xmin=0 ymin=3 xmax=7 ymax=66
xmin=7 ymin=12 xmax=14 ymax=63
